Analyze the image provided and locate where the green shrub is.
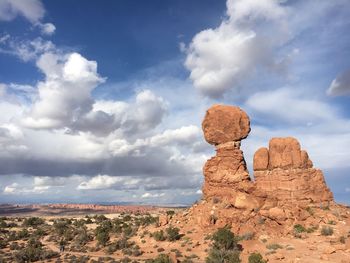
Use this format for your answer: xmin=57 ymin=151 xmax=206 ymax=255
xmin=293 ymin=224 xmax=306 ymax=233
xmin=321 ymin=226 xmax=333 ymax=236
xmin=248 ymin=253 xmax=267 ymax=263
xmin=266 ymin=243 xmax=283 ymax=250
xmin=340 ymin=236 xmax=346 ymax=244
xmin=166 ymin=210 xmax=175 ymax=217
xmin=166 ymin=226 xmax=180 ymax=241
xmin=23 ymin=217 xmax=45 ymax=227
xmin=212 ymin=227 xmax=239 ymax=251
xmin=206 ymin=249 xmax=241 ymax=263
xmin=13 ymin=238 xmax=58 ymax=262
xmin=96 ymin=229 xmax=109 ymax=246
xmin=153 ymin=230 xmax=166 ymax=241
xmin=206 ymin=227 xmax=241 ymax=263
xmin=305 ymin=207 xmax=314 ymax=216
xmin=146 ymin=254 xmax=171 ymax=263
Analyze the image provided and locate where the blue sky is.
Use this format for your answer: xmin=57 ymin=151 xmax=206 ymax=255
xmin=0 ymin=0 xmax=349 ymax=205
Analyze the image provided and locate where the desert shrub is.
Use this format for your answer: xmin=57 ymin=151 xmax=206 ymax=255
xmin=305 ymin=207 xmax=314 ymax=216
xmin=17 ymin=228 xmax=30 ymax=239
xmin=165 ymin=226 xmax=180 ymax=241
xmin=123 ymin=215 xmax=132 ymax=222
xmin=123 ymin=225 xmax=134 ymax=237
xmin=146 ymin=254 xmax=171 ymax=263
xmin=33 ymin=227 xmax=47 ymax=237
xmin=9 ymin=242 xmax=21 ymax=250
xmin=293 ymin=224 xmax=306 ymax=233
xmin=248 ymin=253 xmax=267 ymax=263
xmin=340 ymin=236 xmax=346 ymax=244
xmin=239 ymin=232 xmax=255 ymax=241
xmin=206 ymin=249 xmax=240 ymax=263
xmin=94 ymin=214 xmax=108 ymax=223
xmin=13 ymin=238 xmax=58 ymax=262
xmin=212 ymin=227 xmax=239 ymax=251
xmin=266 ymin=243 xmax=283 ymax=250
xmin=85 ymin=217 xmax=93 ymax=224
xmin=321 ymin=226 xmax=333 ymax=236
xmin=74 ymin=226 xmax=92 ymax=246
xmin=153 ymin=230 xmax=166 ymax=241
xmin=53 ymin=219 xmax=70 ymax=236
xmin=23 ymin=217 xmax=45 ymax=227
xmin=0 ymin=219 xmax=7 ymax=228
xmin=206 ymin=227 xmax=241 ymax=263
xmin=96 ymin=229 xmax=110 ymax=246
xmin=0 ymin=239 xmax=8 ymax=249
xmin=328 ymin=220 xmax=336 ymax=225
xmin=166 ymin=210 xmax=175 ymax=217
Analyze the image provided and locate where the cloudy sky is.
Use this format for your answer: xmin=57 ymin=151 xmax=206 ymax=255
xmin=0 ymin=0 xmax=349 ymax=205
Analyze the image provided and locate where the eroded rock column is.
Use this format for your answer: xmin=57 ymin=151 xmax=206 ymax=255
xmin=202 ymin=105 xmax=258 ymax=209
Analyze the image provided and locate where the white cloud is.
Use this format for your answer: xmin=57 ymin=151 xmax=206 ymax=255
xmin=0 ymin=0 xmax=45 ymax=23
xmin=245 ymin=87 xmax=337 ymax=124
xmin=3 ymin=183 xmax=18 ymax=194
xmin=0 ymin=36 xmax=55 ymax=62
xmin=0 ymin=0 xmax=56 ymax=35
xmin=77 ymin=175 xmax=141 ymax=190
xmin=327 ymin=69 xmax=350 ymax=96
xmin=184 ymin=0 xmax=290 ymax=97
xmin=3 ymin=182 xmax=49 ymax=195
xmin=141 ymin=192 xmax=165 ymax=199
xmin=39 ymin=22 xmax=56 ymax=35
xmin=23 ymin=52 xmax=105 ymax=129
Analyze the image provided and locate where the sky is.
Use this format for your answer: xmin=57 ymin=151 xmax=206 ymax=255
xmin=0 ymin=0 xmax=349 ymax=205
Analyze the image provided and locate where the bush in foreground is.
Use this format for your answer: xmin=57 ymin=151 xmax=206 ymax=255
xmin=206 ymin=227 xmax=241 ymax=263
xmin=248 ymin=253 xmax=267 ymax=263
xmin=321 ymin=226 xmax=333 ymax=236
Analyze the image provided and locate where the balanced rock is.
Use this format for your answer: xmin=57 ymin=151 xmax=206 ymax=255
xmin=202 ymin=104 xmax=250 ymax=145
xmin=202 ymin=105 xmax=256 ymax=208
xmin=253 ymin=137 xmax=333 ymax=206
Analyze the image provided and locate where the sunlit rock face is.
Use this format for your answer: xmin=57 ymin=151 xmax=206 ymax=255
xmin=253 ymin=137 xmax=333 ymax=207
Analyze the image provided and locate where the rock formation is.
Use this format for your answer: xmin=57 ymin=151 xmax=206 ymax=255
xmin=170 ymin=104 xmax=337 ymax=235
xmin=202 ymin=105 xmax=258 ymax=209
xmin=253 ymin=137 xmax=333 ymax=207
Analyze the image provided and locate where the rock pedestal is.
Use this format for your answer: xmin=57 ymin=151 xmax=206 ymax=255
xmin=202 ymin=105 xmax=259 ymax=209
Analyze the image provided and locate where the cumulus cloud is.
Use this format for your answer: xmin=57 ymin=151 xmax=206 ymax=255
xmin=141 ymin=192 xmax=165 ymax=199
xmin=39 ymin=22 xmax=56 ymax=35
xmin=23 ymin=52 xmax=105 ymax=129
xmin=327 ymin=69 xmax=350 ymax=96
xmin=245 ymin=87 xmax=337 ymax=124
xmin=0 ymin=36 xmax=55 ymax=62
xmin=0 ymin=0 xmax=55 ymax=35
xmin=184 ymin=0 xmax=290 ymax=98
xmin=77 ymin=175 xmax=141 ymax=190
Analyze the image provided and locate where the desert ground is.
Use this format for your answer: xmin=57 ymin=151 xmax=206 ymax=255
xmin=0 ymin=202 xmax=350 ymax=263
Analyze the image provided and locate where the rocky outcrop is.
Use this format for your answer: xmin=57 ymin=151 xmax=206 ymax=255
xmin=179 ymin=104 xmax=337 ymax=233
xmin=202 ymin=105 xmax=259 ymax=209
xmin=253 ymin=137 xmax=333 ymax=207
xmin=202 ymin=104 xmax=250 ymax=145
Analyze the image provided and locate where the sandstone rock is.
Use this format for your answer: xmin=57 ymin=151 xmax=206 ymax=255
xmin=253 ymin=147 xmax=269 ymax=171
xmin=253 ymin=137 xmax=333 ymax=206
xmin=202 ymin=104 xmax=250 ymax=145
xmin=202 ymin=142 xmax=251 ymax=202
xmin=324 ymin=246 xmax=336 ymax=254
xmin=158 ymin=214 xmax=168 ymax=226
xmin=234 ymin=191 xmax=260 ymax=210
